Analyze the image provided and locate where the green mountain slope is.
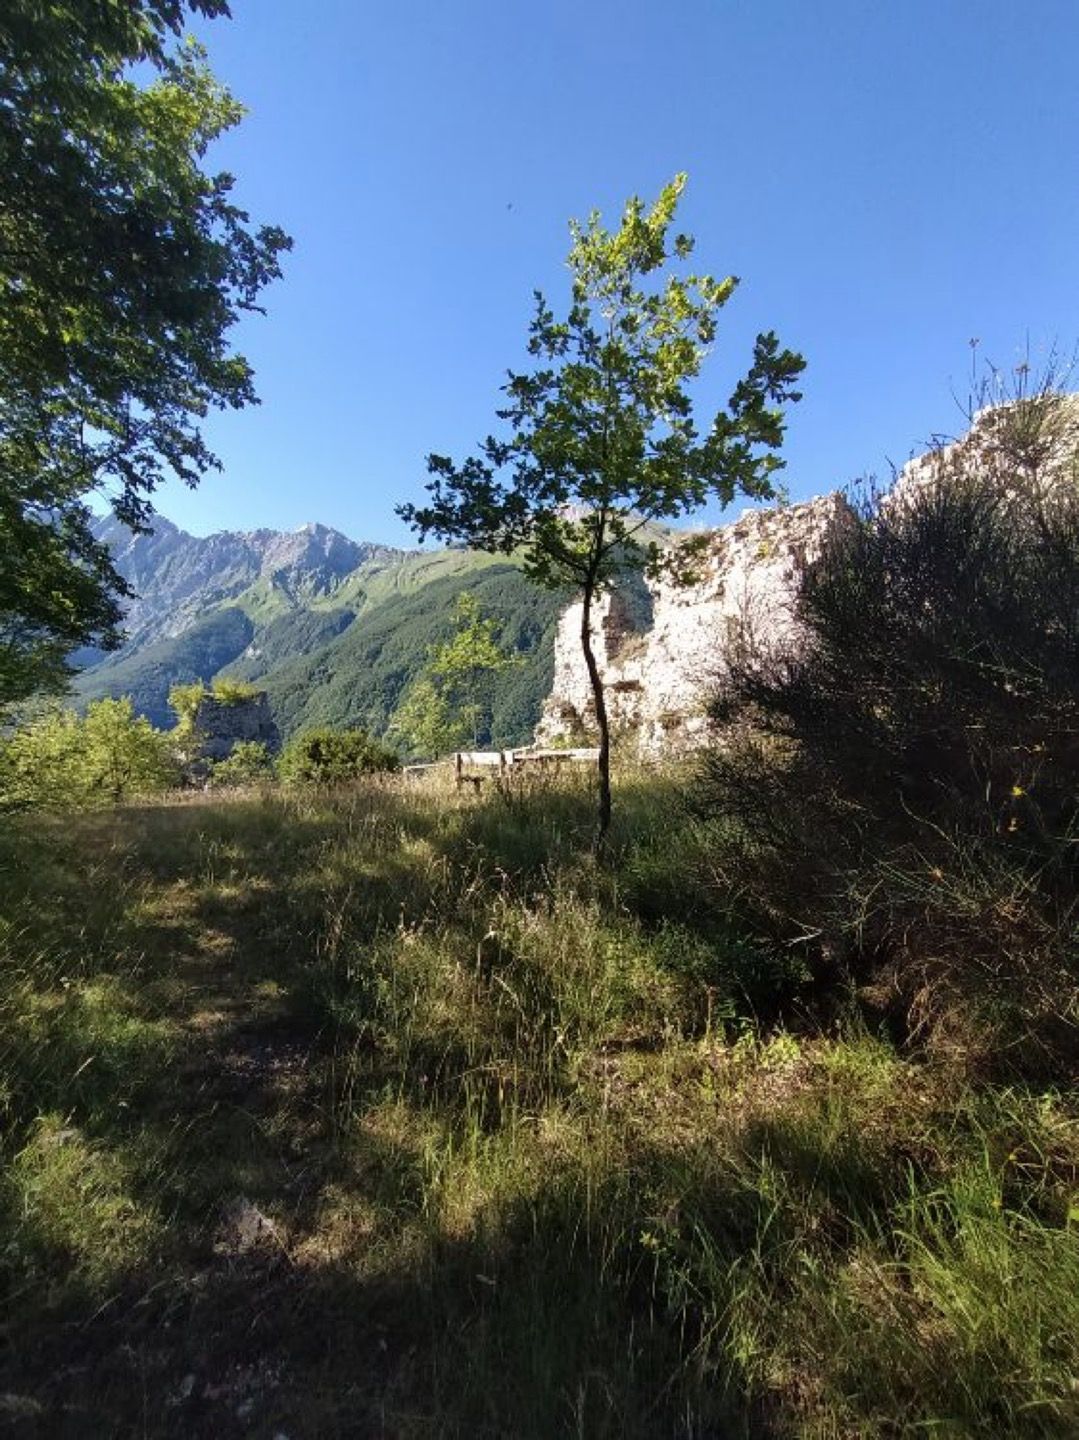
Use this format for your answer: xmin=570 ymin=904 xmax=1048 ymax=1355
xmin=71 ymin=607 xmax=255 ymax=727
xmin=221 ymin=606 xmax=357 ymax=683
xmin=257 ymin=564 xmax=568 ymax=746
xmin=73 ymin=516 xmax=572 ymax=747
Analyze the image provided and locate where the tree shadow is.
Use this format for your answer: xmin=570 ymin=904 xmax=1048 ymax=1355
xmin=1 ymin=781 xmax=970 ymax=1438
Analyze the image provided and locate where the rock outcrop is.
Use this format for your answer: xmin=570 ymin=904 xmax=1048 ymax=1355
xmin=534 ymin=493 xmax=851 ymax=755
xmin=194 ymin=691 xmax=280 ymax=763
xmin=891 ymin=390 xmax=1079 ymax=507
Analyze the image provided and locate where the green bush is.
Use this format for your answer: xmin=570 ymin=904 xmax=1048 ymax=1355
xmin=700 ymin=388 xmax=1079 ymax=1077
xmin=208 ymin=740 xmax=274 ymax=788
xmin=278 ymin=726 xmax=400 ymax=784
xmin=0 ymin=698 xmax=178 ymax=809
xmin=209 ymin=677 xmax=260 ymax=706
xmin=168 ymin=677 xmax=260 ymax=730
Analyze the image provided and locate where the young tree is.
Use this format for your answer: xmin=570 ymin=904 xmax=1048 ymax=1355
xmin=0 ymin=698 xmax=176 ymax=809
xmin=0 ymin=707 xmax=83 ymax=810
xmin=81 ymin=697 xmax=178 ymax=803
xmin=391 ymin=591 xmax=523 ymax=757
xmin=0 ymin=1 xmax=290 ymax=708
xmin=398 ymin=174 xmax=804 ymax=841
xmin=168 ymin=680 xmax=207 ymax=766
xmin=389 ymin=675 xmax=464 ymax=761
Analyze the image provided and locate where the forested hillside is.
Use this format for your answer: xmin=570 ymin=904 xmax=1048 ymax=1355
xmin=73 ymin=517 xmax=567 ymax=746
xmin=72 ymin=608 xmax=256 ymax=728
xmin=250 ymin=564 xmax=567 ymax=743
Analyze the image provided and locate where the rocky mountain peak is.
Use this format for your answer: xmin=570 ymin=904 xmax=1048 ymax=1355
xmin=251 ymin=523 xmax=376 ymax=591
xmin=89 ymin=511 xmax=401 ymax=649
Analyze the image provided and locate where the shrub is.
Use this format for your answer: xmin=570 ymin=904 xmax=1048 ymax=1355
xmin=208 ymin=740 xmax=274 ymax=788
xmin=168 ymin=677 xmax=260 ymax=731
xmin=210 ymin=677 xmax=260 ymax=706
xmin=699 ymin=386 xmax=1079 ymax=1076
xmin=0 ymin=698 xmax=178 ymax=809
xmin=166 ymin=681 xmax=206 ymax=730
xmin=278 ymin=726 xmax=400 ymax=784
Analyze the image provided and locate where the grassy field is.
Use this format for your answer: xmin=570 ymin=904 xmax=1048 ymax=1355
xmin=1 ymin=771 xmax=1077 ymax=1437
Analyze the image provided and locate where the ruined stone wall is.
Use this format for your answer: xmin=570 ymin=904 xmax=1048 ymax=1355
xmin=534 ymin=493 xmax=851 ymax=756
xmin=892 ymin=392 xmax=1079 ymax=508
xmin=535 ymin=395 xmax=1079 ymax=757
xmin=194 ymin=692 xmax=280 ymax=763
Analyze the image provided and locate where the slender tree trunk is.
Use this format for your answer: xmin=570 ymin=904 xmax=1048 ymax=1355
xmin=580 ymin=576 xmax=611 ymax=847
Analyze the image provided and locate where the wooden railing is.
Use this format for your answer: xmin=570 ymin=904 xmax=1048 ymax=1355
xmin=453 ymin=746 xmax=599 ymax=789
xmin=402 ymin=748 xmax=600 ymax=787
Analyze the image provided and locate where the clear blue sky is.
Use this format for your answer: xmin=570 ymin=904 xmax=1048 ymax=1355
xmin=153 ymin=0 xmax=1079 ymax=544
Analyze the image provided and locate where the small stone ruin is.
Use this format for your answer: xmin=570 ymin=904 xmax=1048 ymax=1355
xmin=193 ymin=691 xmax=280 ymax=763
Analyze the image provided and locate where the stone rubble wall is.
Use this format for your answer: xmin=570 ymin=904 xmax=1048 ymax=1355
xmin=890 ymin=392 xmax=1079 ymax=508
xmin=535 ymin=395 xmax=1079 ymax=758
xmin=194 ymin=692 xmax=280 ymax=763
xmin=533 ymin=492 xmax=852 ymax=756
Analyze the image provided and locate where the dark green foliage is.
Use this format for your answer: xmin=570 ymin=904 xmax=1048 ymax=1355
xmin=0 ymin=0 xmax=288 ymax=707
xmin=701 ymin=393 xmax=1079 ymax=1076
xmin=278 ymin=727 xmax=400 ymax=784
xmin=220 ymin=606 xmax=356 ymax=683
xmin=73 ymin=608 xmax=254 ymax=727
xmin=0 ymin=505 xmax=125 ymax=711
xmin=611 ymin=563 xmax=655 ymax=633
xmin=264 ymin=565 xmax=566 ymax=746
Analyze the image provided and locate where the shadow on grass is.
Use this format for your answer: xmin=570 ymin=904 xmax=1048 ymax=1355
xmin=0 ymin=788 xmax=768 ymax=1437
xmin=3 ymin=786 xmax=1075 ymax=1438
xmin=2 ymin=1120 xmax=783 ymax=1438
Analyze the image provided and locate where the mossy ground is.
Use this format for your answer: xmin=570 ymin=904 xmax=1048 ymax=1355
xmin=0 ymin=772 xmax=1076 ymax=1437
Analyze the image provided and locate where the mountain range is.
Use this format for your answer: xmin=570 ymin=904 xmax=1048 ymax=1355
xmin=74 ymin=514 xmax=569 ymax=747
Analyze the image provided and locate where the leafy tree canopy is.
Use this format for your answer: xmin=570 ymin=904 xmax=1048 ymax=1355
xmin=0 ymin=0 xmax=290 ymax=708
xmin=0 ymin=697 xmax=177 ymax=809
xmin=399 ymin=173 xmax=804 ymax=838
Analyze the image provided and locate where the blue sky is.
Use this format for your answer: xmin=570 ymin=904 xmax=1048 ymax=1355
xmin=154 ymin=0 xmax=1079 ymax=544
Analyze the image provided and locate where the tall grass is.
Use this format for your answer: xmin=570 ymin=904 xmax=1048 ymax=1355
xmin=0 ymin=772 xmax=1076 ymax=1436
